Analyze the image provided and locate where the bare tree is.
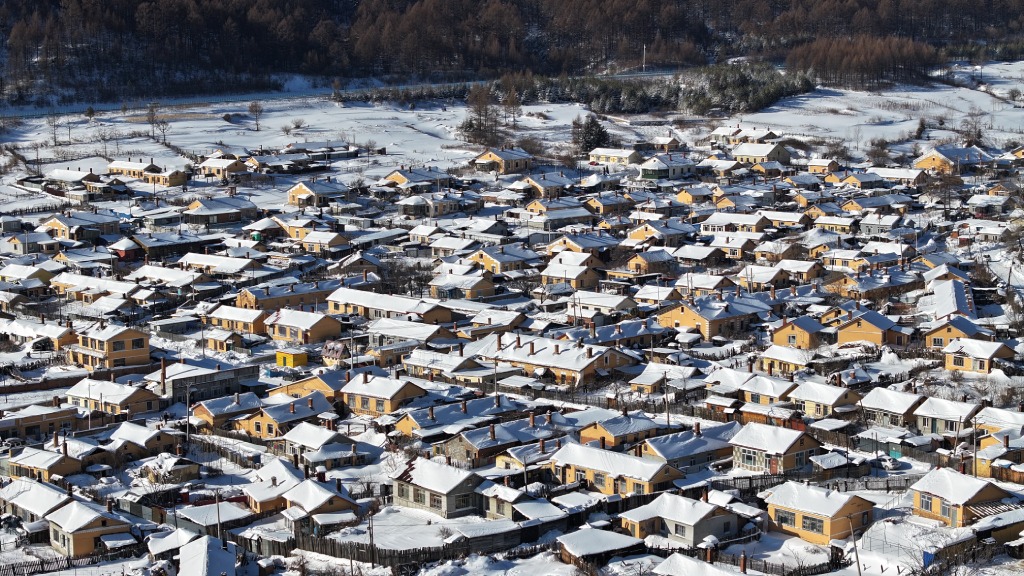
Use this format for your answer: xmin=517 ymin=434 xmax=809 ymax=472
xmin=45 ymin=113 xmax=61 ymax=145
xmin=248 ymin=101 xmax=265 ymax=131
xmin=291 ymin=118 xmax=306 ymax=130
xmin=146 ymin=103 xmax=160 ymax=138
xmin=155 ymin=119 xmax=170 ymax=144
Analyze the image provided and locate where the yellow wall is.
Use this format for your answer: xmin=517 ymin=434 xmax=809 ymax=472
xmin=768 ymin=500 xmax=872 ymax=545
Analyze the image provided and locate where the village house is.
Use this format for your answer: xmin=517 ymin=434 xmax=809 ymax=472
xmin=67 ymin=323 xmax=151 ymax=370
xmin=910 ymin=468 xmax=1011 ymax=527
xmin=66 ymin=379 xmax=162 ymax=418
xmin=577 ymin=412 xmax=663 ymax=451
xmin=786 ymin=382 xmax=861 ymax=420
xmin=234 ymin=392 xmax=333 ymax=439
xmin=588 ymin=148 xmax=642 ymax=165
xmin=942 ymin=338 xmax=1015 ymax=374
xmin=48 ymin=500 xmax=134 ymax=556
xmin=392 ymin=457 xmax=485 ymax=519
xmin=859 ymin=388 xmax=925 ymax=429
xmin=913 ymin=397 xmax=979 ymax=438
xmin=640 ymin=421 xmax=742 ymax=473
xmin=729 ymin=423 xmax=821 ymax=474
xmin=620 ymin=493 xmax=740 ymax=547
xmin=472 ymin=147 xmax=534 ymax=174
xmin=341 ymin=373 xmax=425 ymax=418
xmin=264 ymin=309 xmax=342 ymax=345
xmin=764 ymin=482 xmax=873 ymax=545
xmin=464 ymin=332 xmax=636 ymax=387
xmin=547 ymin=443 xmax=683 ymax=496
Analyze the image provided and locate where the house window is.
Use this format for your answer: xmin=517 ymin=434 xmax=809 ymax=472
xmin=496 ymin=500 xmax=507 ymax=515
xmin=112 ymin=341 xmax=125 ymax=352
xmin=132 ymin=338 xmax=146 ymax=349
xmin=634 ymin=483 xmax=645 ymax=495
xmin=977 ymin=360 xmax=986 ymax=371
xmin=674 ymin=524 xmax=687 ymax=537
xmin=361 ymin=397 xmax=369 ymax=409
xmin=397 ymin=484 xmax=408 ymax=499
xmin=940 ymin=499 xmax=952 ymax=518
xmin=430 ymin=494 xmax=442 ymax=509
xmin=932 ymin=337 xmax=943 ymax=347
xmin=254 ymin=422 xmax=262 ymax=434
xmin=788 ymin=335 xmax=797 ymax=345
xmin=802 ymin=516 xmax=824 ymax=534
xmin=953 ymin=356 xmax=965 ymax=367
xmin=376 ymin=400 xmax=385 ymax=412
xmin=267 ymin=424 xmax=275 ymax=435
xmin=455 ymin=494 xmax=473 ymax=509
xmin=776 ymin=510 xmax=796 ymax=526
xmin=920 ymin=494 xmax=933 ymax=512
xmin=750 ymin=394 xmax=761 ymax=404
xmin=413 ymin=488 xmax=425 ymax=504
xmin=724 ymin=521 xmax=731 ymax=533
xmin=593 ymin=473 xmax=606 ymax=488
xmin=575 ymin=470 xmax=587 ymax=483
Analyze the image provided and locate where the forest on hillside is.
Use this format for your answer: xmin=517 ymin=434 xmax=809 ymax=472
xmin=1 ymin=0 xmax=1023 ymax=106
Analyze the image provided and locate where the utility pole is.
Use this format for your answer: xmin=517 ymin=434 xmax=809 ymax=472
xmin=848 ymin=515 xmax=863 ymax=576
xmin=368 ymin=513 xmax=375 ymax=568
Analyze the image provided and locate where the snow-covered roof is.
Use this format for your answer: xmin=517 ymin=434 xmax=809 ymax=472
xmin=48 ymin=500 xmax=130 ymax=533
xmin=788 ymin=382 xmax=854 ymax=406
xmin=763 ymin=481 xmax=862 ymax=517
xmin=942 ymin=338 xmax=1009 ymax=360
xmin=283 ymin=479 xmax=354 ymax=512
xmin=280 ymin=422 xmax=348 ymax=451
xmin=556 ymin=528 xmax=642 ymax=557
xmin=178 ymin=535 xmax=238 ymax=576
xmin=0 ymin=478 xmax=71 ymax=518
xmin=391 ymin=457 xmax=480 ymax=494
xmin=547 ymin=443 xmax=668 ymax=482
xmin=620 ymin=493 xmax=720 ymax=525
xmin=910 ymin=468 xmax=1005 ymax=505
xmin=729 ymin=422 xmax=806 ymax=454
xmin=176 ymin=502 xmax=253 ymax=526
xmin=859 ymin=388 xmax=923 ymax=413
xmin=913 ymin=396 xmax=979 ymax=421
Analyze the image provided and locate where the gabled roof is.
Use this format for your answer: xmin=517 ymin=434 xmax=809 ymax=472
xmin=763 ymin=481 xmax=865 ymax=517
xmin=942 ymin=338 xmax=1010 ymax=359
xmin=729 ymin=422 xmax=807 ymax=454
xmin=859 ymin=388 xmax=923 ymax=413
xmin=548 ymin=443 xmax=669 ymax=481
xmin=910 ymin=468 xmax=1006 ymax=505
xmin=620 ymin=493 xmax=719 ymax=525
xmin=392 ymin=457 xmax=480 ymax=494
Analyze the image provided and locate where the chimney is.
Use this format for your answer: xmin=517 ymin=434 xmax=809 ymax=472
xmin=494 ymin=394 xmax=501 ymax=408
xmin=489 ymin=424 xmax=496 ymax=440
xmin=694 ymin=422 xmax=701 ymax=436
xmin=600 ymin=437 xmax=606 ymax=450
xmin=106 ymin=499 xmax=114 ymax=513
xmin=336 ymin=478 xmax=343 ymax=492
xmin=234 ymin=392 xmax=240 ymax=405
xmin=52 ymin=395 xmax=59 ymax=407
xmin=316 ymin=469 xmax=325 ymax=482
xmin=516 ymin=335 xmax=521 ymax=348
xmin=716 ymin=291 xmax=723 ymax=301
xmin=1005 ymin=434 xmax=1010 ymax=449
xmin=428 ymin=406 xmax=435 ymax=420
xmin=497 ymin=333 xmax=503 ymax=348
xmin=554 ymin=344 xmax=560 ymax=354
xmin=53 ymin=431 xmax=59 ymax=448
xmin=160 ymin=357 xmax=167 ymax=393
xmin=308 ymin=397 xmax=313 ymax=409
xmin=701 ymin=488 xmax=708 ymax=502
xmin=740 ymin=551 xmax=747 ymax=574
xmin=62 ymin=442 xmax=68 ymax=456
xmin=290 ymin=402 xmax=296 ymax=414
xmin=460 ymin=400 xmax=467 ymax=413
xmin=847 ymin=310 xmax=853 ymax=320
xmin=529 ymin=411 xmax=535 ymax=427
xmin=529 ymin=341 xmax=535 ymax=355
xmin=458 ymin=343 xmax=464 ymax=357
xmin=770 ymin=285 xmax=776 ymax=299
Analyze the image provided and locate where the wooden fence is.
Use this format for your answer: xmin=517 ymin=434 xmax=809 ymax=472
xmin=0 ymin=544 xmax=147 ymax=576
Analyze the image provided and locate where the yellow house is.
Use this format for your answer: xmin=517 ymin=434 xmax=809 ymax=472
xmin=9 ymin=447 xmax=81 ymax=482
xmin=729 ymin=423 xmax=821 ymax=474
xmin=340 ymin=373 xmax=425 ymax=417
xmin=657 ymin=294 xmax=767 ymax=341
xmin=772 ymin=316 xmax=825 ymax=350
xmin=48 ymin=501 xmax=133 ymax=556
xmin=765 ymin=482 xmax=873 ymax=545
xmin=578 ymin=413 xmax=662 ymax=450
xmin=942 ymin=339 xmax=1014 ymax=374
xmin=835 ymin=310 xmax=911 ymax=347
xmin=548 ymin=443 xmax=683 ymax=496
xmin=243 ymin=459 xmax=304 ymax=514
xmin=731 ymin=143 xmax=790 ymax=165
xmin=472 ymin=148 xmax=533 ymax=174
xmin=234 ymin=391 xmax=333 ymax=439
xmin=265 ymin=309 xmax=342 ymax=345
xmin=787 ymin=382 xmax=862 ymax=419
xmin=268 ymin=371 xmax=348 ymax=404
xmin=910 ymin=468 xmax=1011 ymax=527
xmin=205 ymin=305 xmax=269 ymax=335
xmin=276 ymin=348 xmax=308 ymax=368
xmin=923 ymin=318 xmax=994 ymax=350
xmin=282 ymin=478 xmax=359 ymax=517
xmin=66 ymin=378 xmax=161 ymax=417
xmin=472 ymin=332 xmax=636 ymax=387
xmin=67 ymin=323 xmax=151 ymax=370
xmin=807 ymin=159 xmax=840 ymax=174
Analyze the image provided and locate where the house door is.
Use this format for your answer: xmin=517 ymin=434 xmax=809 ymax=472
xmin=769 ymin=456 xmax=779 ymax=474
xmin=930 ymin=419 xmax=938 ymax=434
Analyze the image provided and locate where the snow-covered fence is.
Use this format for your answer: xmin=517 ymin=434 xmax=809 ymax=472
xmin=0 ymin=545 xmax=147 ymax=576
